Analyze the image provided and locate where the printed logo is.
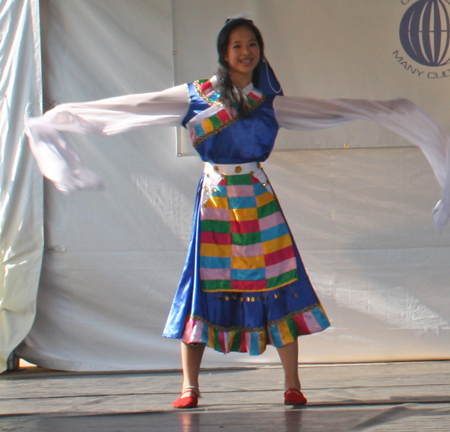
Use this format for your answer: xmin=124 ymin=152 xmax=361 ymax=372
xmin=400 ymin=0 xmax=450 ymax=66
xmin=394 ymin=0 xmax=450 ymax=78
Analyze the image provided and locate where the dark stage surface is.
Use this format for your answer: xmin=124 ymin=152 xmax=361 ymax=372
xmin=1 ymin=361 xmax=450 ymax=431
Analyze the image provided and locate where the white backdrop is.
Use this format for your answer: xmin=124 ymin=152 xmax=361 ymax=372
xmin=10 ymin=0 xmax=450 ymax=371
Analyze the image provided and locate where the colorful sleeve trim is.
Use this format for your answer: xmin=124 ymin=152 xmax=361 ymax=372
xmin=188 ymin=80 xmax=266 ymax=148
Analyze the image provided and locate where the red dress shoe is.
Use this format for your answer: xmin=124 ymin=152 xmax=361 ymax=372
xmin=172 ymin=388 xmax=200 ymax=409
xmin=284 ymin=388 xmax=307 ymax=406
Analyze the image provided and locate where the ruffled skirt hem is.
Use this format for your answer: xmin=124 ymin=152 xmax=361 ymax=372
xmin=181 ymin=303 xmax=330 ymax=355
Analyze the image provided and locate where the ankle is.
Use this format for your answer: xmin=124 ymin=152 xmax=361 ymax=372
xmin=178 ymin=386 xmax=200 ymax=400
xmin=284 ymin=379 xmax=301 ymax=391
xmin=182 ymin=381 xmax=199 ymax=391
xmin=181 ymin=385 xmax=200 ymax=396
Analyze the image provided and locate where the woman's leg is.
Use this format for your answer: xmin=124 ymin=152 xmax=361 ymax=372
xmin=172 ymin=342 xmax=206 ymax=408
xmin=180 ymin=341 xmax=205 ymax=394
xmin=276 ymin=339 xmax=301 ymax=390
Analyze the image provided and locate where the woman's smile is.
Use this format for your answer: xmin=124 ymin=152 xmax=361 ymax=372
xmin=226 ymin=26 xmax=260 ymax=87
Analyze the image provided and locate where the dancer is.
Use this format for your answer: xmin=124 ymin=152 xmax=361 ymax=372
xmin=25 ymin=18 xmax=450 ymax=409
xmin=164 ymin=19 xmax=328 ymax=408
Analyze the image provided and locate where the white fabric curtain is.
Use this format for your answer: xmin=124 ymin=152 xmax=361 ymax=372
xmin=12 ymin=0 xmax=450 ymax=371
xmin=0 ymin=0 xmax=44 ymax=372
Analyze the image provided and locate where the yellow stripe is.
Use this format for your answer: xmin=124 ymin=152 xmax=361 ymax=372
xmin=255 ymin=191 xmax=275 ymax=208
xmin=231 ymin=254 xmax=265 ymax=269
xmin=259 ymin=330 xmax=267 ymax=353
xmin=231 ymin=208 xmax=258 ymax=221
xmin=262 ymin=234 xmax=293 ymax=254
xmin=205 ymin=196 xmax=228 ymax=209
xmin=278 ymin=321 xmax=295 ymax=345
xmin=202 ymin=118 xmax=214 ymax=133
xmin=207 ymin=327 xmax=215 ymax=348
xmin=228 ymin=331 xmax=235 ymax=351
xmin=319 ymin=304 xmax=330 ymax=320
xmin=200 ymin=243 xmax=232 ymax=257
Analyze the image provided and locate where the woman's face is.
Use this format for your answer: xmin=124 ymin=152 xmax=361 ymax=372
xmin=226 ymin=26 xmax=260 ymax=87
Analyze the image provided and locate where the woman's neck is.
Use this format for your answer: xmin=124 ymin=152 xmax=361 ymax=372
xmin=230 ymin=71 xmax=252 ymax=89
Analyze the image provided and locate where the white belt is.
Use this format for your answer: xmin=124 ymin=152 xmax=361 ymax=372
xmin=204 ymin=161 xmax=261 ymax=176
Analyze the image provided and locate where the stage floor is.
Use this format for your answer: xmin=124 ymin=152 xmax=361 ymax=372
xmin=1 ymin=361 xmax=450 ymax=431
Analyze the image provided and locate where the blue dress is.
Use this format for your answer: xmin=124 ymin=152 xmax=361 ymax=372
xmin=162 ymin=79 xmax=330 ymax=355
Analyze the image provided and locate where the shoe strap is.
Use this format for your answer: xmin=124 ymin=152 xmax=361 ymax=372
xmin=284 ymin=388 xmax=303 ymax=396
xmin=180 ymin=386 xmax=200 ymax=398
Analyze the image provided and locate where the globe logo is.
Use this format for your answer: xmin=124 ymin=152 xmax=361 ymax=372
xmin=399 ymin=0 xmax=450 ymax=67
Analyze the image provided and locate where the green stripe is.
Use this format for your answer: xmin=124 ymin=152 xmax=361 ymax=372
xmin=246 ymin=96 xmax=257 ymax=106
xmin=257 ymin=200 xmax=280 ymax=218
xmin=210 ymin=114 xmax=222 ymax=128
xmin=226 ymin=174 xmax=253 ymax=185
xmin=201 ymin=280 xmax=232 ymax=291
xmin=267 ymin=269 xmax=298 ymax=289
xmin=213 ymin=329 xmax=221 ymax=351
xmin=286 ymin=317 xmax=300 ymax=339
xmin=201 ymin=219 xmax=231 ymax=233
xmin=232 ymin=231 xmax=262 ymax=246
xmin=230 ymin=331 xmax=242 ymax=352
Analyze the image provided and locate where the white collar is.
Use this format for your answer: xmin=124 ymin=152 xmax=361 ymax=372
xmin=241 ymin=81 xmax=254 ymax=95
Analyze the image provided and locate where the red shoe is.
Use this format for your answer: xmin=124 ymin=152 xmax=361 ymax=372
xmin=284 ymin=388 xmax=307 ymax=406
xmin=172 ymin=388 xmax=200 ymax=409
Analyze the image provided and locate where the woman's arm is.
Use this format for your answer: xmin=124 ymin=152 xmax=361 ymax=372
xmin=24 ymin=84 xmax=190 ymax=193
xmin=274 ymin=95 xmax=450 ymax=228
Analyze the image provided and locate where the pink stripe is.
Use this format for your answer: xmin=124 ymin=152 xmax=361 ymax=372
xmin=266 ymin=257 xmax=297 ymax=279
xmin=190 ymin=320 xmax=204 ymax=343
xmin=245 ymin=332 xmax=252 ymax=353
xmin=303 ymin=311 xmax=322 ymax=333
xmin=219 ymin=331 xmax=227 ymax=353
xmin=182 ymin=318 xmax=194 ymax=342
xmin=200 ymin=268 xmax=231 ymax=280
xmin=259 ymin=212 xmax=285 ymax=231
xmin=201 ymin=207 xmax=230 ymax=221
xmin=227 ymin=185 xmax=254 ymax=197
xmin=232 ymin=243 xmax=264 ymax=257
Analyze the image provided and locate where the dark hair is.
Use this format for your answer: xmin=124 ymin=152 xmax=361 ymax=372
xmin=216 ymin=18 xmax=265 ymax=116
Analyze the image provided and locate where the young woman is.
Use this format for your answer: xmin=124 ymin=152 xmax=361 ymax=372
xmin=26 ymin=18 xmax=450 ymax=409
xmin=165 ymin=19 xmax=330 ymax=408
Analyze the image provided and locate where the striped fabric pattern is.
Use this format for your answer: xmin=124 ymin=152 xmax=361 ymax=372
xmin=195 ymin=79 xmax=221 ymax=104
xmin=190 ymin=108 xmax=234 ymax=146
xmin=181 ymin=304 xmax=329 ymax=355
xmin=195 ymin=79 xmax=264 ymax=107
xmin=200 ymin=173 xmax=298 ymax=293
xmin=189 ymin=79 xmax=266 ymax=148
